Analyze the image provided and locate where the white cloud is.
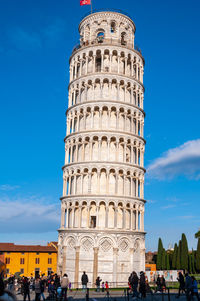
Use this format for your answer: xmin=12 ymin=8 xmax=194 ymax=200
xmin=161 ymin=204 xmax=176 ymax=210
xmin=147 ymin=139 xmax=200 ymax=180
xmin=42 ymin=18 xmax=66 ymax=41
xmin=178 ymin=215 xmax=196 ymax=220
xmin=9 ymin=27 xmax=42 ymax=50
xmin=0 ymin=184 xmax=20 ymax=191
xmin=7 ymin=18 xmax=66 ymax=51
xmin=0 ymin=196 xmax=60 ymax=233
xmin=147 ymin=199 xmax=157 ymax=204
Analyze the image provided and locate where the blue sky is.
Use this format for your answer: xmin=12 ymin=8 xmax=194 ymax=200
xmin=0 ymin=0 xmax=200 ymax=251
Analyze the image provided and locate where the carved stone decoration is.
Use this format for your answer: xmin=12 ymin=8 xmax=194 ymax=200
xmin=68 ymin=238 xmax=76 ymax=249
xmin=119 ymin=239 xmax=129 ymax=252
xmin=100 ymin=238 xmax=112 ymax=252
xmin=82 ymin=237 xmax=94 ymax=251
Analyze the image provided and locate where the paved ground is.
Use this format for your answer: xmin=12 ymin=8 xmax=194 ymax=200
xmin=15 ymin=290 xmax=188 ymax=301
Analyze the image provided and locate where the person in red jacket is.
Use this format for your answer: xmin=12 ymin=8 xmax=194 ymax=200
xmin=105 ymin=282 xmax=109 ymax=295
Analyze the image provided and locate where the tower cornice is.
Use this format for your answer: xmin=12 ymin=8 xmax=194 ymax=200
xmin=66 ymin=99 xmax=145 ymax=117
xmin=64 ymin=130 xmax=146 ymax=144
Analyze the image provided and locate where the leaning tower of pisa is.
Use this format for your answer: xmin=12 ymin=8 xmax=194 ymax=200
xmin=58 ymin=10 xmax=146 ymax=286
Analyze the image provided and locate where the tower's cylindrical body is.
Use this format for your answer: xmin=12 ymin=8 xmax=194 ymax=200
xmin=58 ymin=10 xmax=146 ymax=286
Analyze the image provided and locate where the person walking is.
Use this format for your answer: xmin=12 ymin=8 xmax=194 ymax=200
xmin=34 ymin=277 xmax=41 ymax=301
xmin=129 ymin=271 xmax=139 ymax=299
xmin=40 ymin=276 xmax=46 ymax=301
xmin=23 ymin=277 xmax=30 ymax=301
xmin=176 ymin=272 xmax=185 ymax=298
xmin=185 ymin=273 xmax=192 ymax=301
xmin=81 ymin=272 xmax=88 ymax=292
xmin=95 ymin=277 xmax=101 ymax=292
xmin=139 ymin=271 xmax=146 ymax=298
xmin=61 ymin=274 xmax=69 ymax=301
xmin=191 ymin=276 xmax=200 ymax=301
xmin=8 ymin=275 xmax=15 ymax=292
xmin=105 ymin=282 xmax=109 ymax=296
xmin=161 ymin=275 xmax=166 ymax=292
xmin=155 ymin=274 xmax=162 ymax=293
xmin=101 ymin=282 xmax=105 ymax=292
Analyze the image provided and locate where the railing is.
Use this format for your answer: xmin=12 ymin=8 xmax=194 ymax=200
xmin=71 ymin=38 xmax=142 ymax=55
xmin=67 ymin=281 xmax=129 ymax=289
xmin=81 ymin=8 xmax=133 ymax=21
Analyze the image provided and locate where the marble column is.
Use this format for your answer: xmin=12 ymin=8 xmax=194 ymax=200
xmin=92 ymin=247 xmax=99 ymax=288
xmin=74 ymin=246 xmax=80 ymax=287
xmin=113 ymin=248 xmax=119 ymax=285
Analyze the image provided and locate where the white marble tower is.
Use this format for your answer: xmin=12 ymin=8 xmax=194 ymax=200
xmin=58 ymin=10 xmax=146 ymax=287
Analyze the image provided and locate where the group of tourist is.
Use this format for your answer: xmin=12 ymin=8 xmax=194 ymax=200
xmin=0 ymin=272 xmax=71 ymax=301
xmin=0 ymin=270 xmax=200 ymax=301
xmin=128 ymin=271 xmax=152 ymax=299
xmin=127 ymin=271 xmax=199 ymax=300
xmin=176 ymin=272 xmax=200 ymax=301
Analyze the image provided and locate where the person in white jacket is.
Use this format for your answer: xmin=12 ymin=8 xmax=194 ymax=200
xmin=61 ymin=274 xmax=69 ymax=301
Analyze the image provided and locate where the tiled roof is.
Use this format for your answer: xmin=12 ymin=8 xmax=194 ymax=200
xmin=0 ymin=243 xmax=57 ymax=253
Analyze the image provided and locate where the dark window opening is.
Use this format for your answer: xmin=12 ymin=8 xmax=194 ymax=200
xmin=48 ymin=258 xmax=52 ymax=264
xmin=5 ymin=257 xmax=10 ymax=264
xmin=96 ymin=57 xmax=101 ymax=72
xmin=35 ymin=258 xmax=40 ymax=264
xmin=97 ymin=32 xmax=104 ymax=43
xmin=121 ymin=32 xmax=127 ymax=46
xmin=20 ymin=258 xmax=25 ymax=264
xmin=90 ymin=216 xmax=96 ymax=228
xmin=111 ymin=22 xmax=116 ymax=33
xmin=35 ymin=268 xmax=40 ymax=278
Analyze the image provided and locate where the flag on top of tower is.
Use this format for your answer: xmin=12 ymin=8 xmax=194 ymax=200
xmin=80 ymin=0 xmax=91 ymax=6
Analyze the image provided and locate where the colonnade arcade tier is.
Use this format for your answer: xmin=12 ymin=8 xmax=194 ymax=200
xmin=58 ymin=11 xmax=146 ymax=282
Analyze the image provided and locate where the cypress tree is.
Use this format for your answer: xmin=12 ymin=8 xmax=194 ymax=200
xmin=172 ymin=243 xmax=178 ymax=269
xmin=166 ymin=253 xmax=170 ymax=270
xmin=195 ymin=230 xmax=200 ymax=239
xmin=196 ymin=238 xmax=200 ymax=272
xmin=181 ymin=233 xmax=189 ymax=271
xmin=162 ymin=248 xmax=166 ymax=270
xmin=169 ymin=251 xmax=173 ymax=269
xmin=188 ymin=254 xmax=192 ymax=273
xmin=191 ymin=249 xmax=196 ymax=274
xmin=157 ymin=238 xmax=163 ymax=270
xmin=176 ymin=240 xmax=181 ymax=270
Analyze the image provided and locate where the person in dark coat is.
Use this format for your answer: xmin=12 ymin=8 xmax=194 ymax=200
xmin=81 ymin=272 xmax=88 ymax=292
xmin=40 ymin=276 xmax=46 ymax=301
xmin=129 ymin=271 xmax=139 ymax=298
xmin=176 ymin=272 xmax=185 ymax=298
xmin=191 ymin=276 xmax=200 ymax=301
xmin=155 ymin=275 xmax=162 ymax=293
xmin=161 ymin=275 xmax=166 ymax=292
xmin=95 ymin=277 xmax=102 ymax=292
xmin=139 ymin=272 xmax=146 ymax=298
xmin=185 ymin=273 xmax=193 ymax=301
xmin=23 ymin=278 xmax=30 ymax=301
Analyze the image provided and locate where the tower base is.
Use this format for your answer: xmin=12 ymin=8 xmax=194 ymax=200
xmin=58 ymin=229 xmax=145 ymax=287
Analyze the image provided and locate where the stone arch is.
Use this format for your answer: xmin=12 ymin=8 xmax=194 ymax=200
xmin=108 ymin=201 xmax=115 ymax=228
xmin=98 ymin=201 xmax=106 ymax=228
xmin=91 ymin=168 xmax=98 ymax=194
